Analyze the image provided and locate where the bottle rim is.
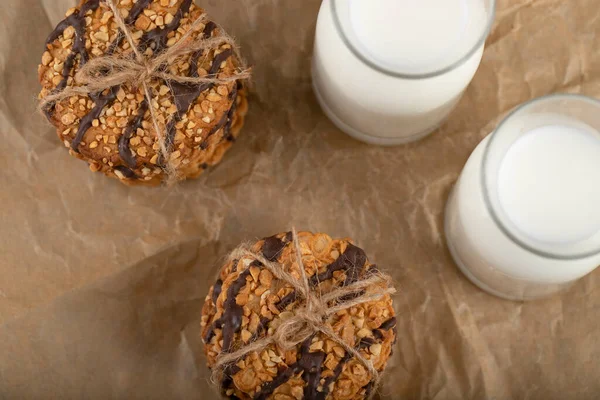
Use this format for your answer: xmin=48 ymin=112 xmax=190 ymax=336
xmin=481 ymin=93 xmax=600 ymax=260
xmin=330 ymin=0 xmax=497 ymax=79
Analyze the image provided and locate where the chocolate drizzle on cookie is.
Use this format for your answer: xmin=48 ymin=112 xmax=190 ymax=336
xmin=69 ymin=87 xmax=119 ymax=155
xmin=221 ymin=268 xmax=253 ymax=353
xmin=118 ymin=99 xmax=148 ymax=168
xmin=376 ymin=317 xmax=397 ymax=335
xmin=113 ymin=165 xmax=137 ymax=179
xmin=203 ymin=260 xmax=260 ymax=348
xmin=163 ymin=47 xmax=237 ymax=158
xmin=43 ymin=0 xmax=241 ymax=179
xmin=254 ymin=335 xmax=327 ymax=400
xmin=261 ymin=231 xmax=293 ymax=261
xmin=309 ymin=243 xmax=367 ymax=286
xmin=127 ymin=0 xmax=154 ymax=24
xmin=211 ymin=278 xmax=224 ymax=305
xmin=112 ymin=0 xmax=153 ymax=52
xmin=45 ymin=0 xmax=100 ymax=97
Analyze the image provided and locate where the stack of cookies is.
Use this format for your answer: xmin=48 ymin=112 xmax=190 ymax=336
xmin=38 ymin=0 xmax=249 ymax=185
xmin=201 ymin=231 xmax=397 ymax=400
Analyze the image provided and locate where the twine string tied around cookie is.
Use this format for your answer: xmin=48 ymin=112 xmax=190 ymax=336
xmin=70 ymin=35 xmax=241 ymax=93
xmin=213 ymin=228 xmax=396 ymax=398
xmin=39 ymin=0 xmax=250 ymax=184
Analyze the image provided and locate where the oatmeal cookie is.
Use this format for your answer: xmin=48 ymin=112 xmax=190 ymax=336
xmin=38 ymin=0 xmax=248 ymax=185
xmin=201 ymin=232 xmax=397 ymax=399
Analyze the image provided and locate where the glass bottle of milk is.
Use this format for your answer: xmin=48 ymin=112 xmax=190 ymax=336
xmin=312 ymin=0 xmax=496 ymax=145
xmin=445 ymin=94 xmax=600 ymax=300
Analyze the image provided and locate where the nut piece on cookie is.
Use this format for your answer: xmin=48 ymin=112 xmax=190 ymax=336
xmin=201 ymin=231 xmax=397 ymax=399
xmin=38 ymin=0 xmax=249 ymax=186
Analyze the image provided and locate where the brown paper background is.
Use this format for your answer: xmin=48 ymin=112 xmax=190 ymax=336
xmin=1 ymin=0 xmax=599 ymax=399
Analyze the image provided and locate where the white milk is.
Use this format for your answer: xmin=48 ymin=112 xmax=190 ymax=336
xmin=312 ymin=0 xmax=494 ymax=145
xmin=445 ymin=110 xmax=600 ymax=300
xmin=498 ymin=125 xmax=600 ymax=244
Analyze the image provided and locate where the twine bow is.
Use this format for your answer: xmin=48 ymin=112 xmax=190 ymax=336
xmin=212 ymin=229 xmax=396 ymax=399
xmin=39 ymin=0 xmax=250 ymax=183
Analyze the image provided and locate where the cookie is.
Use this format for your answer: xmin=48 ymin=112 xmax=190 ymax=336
xmin=38 ymin=0 xmax=249 ymax=185
xmin=201 ymin=231 xmax=397 ymax=400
